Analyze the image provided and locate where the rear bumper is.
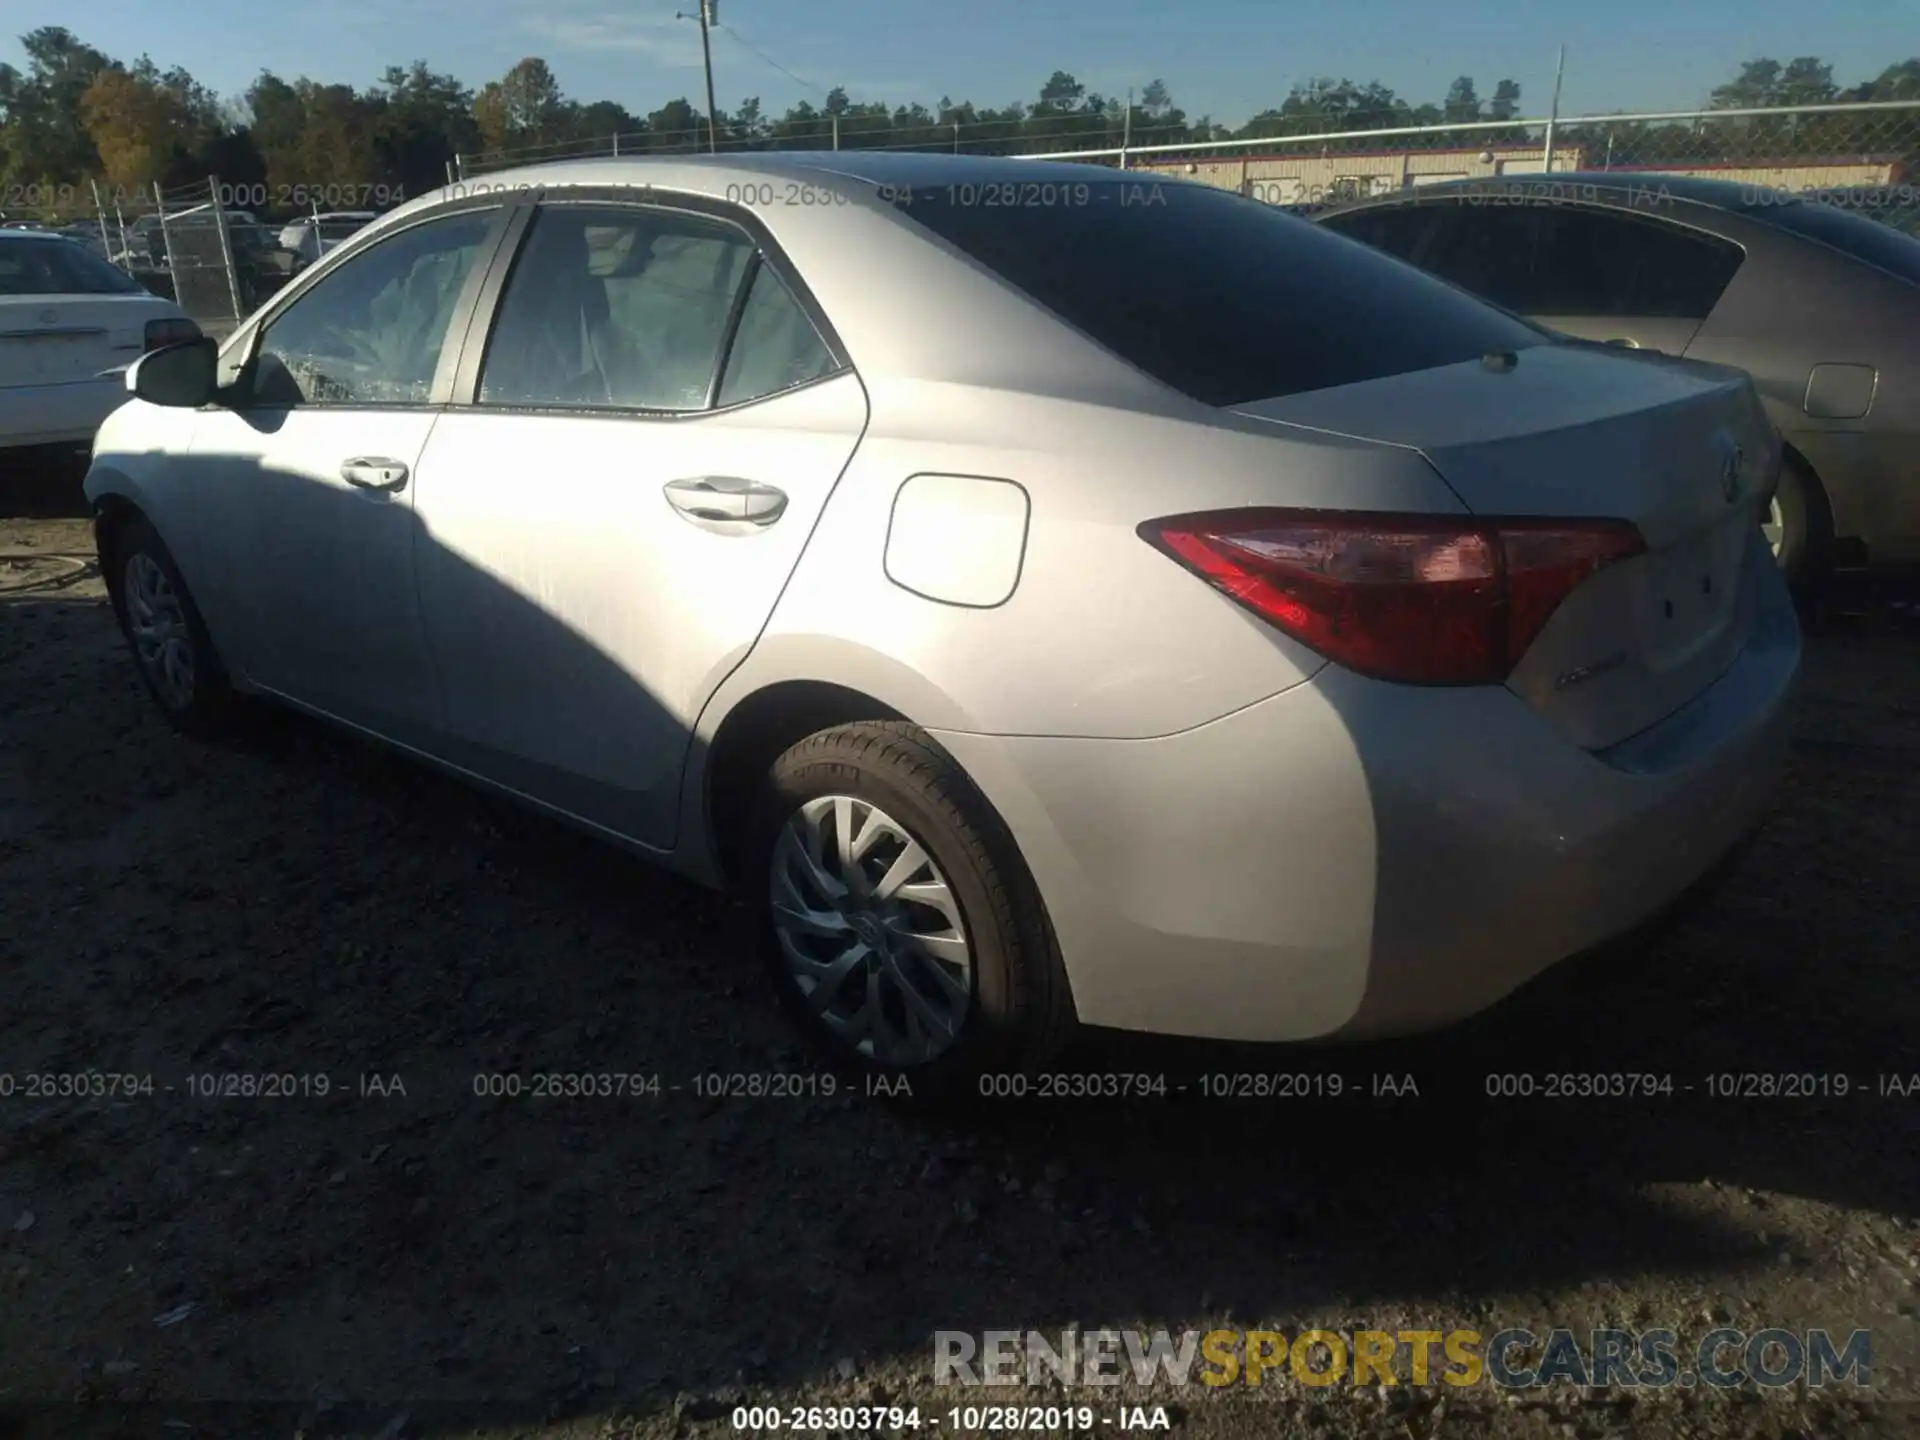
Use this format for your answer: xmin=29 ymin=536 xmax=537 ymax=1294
xmin=0 ymin=379 xmax=127 ymax=449
xmin=934 ymin=555 xmax=1801 ymax=1044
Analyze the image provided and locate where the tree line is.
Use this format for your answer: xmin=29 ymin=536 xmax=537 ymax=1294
xmin=2 ymin=26 xmax=1915 ymax=219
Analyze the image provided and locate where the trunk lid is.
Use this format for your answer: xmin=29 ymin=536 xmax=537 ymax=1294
xmin=1233 ymin=343 xmax=1778 ymax=750
xmin=0 ymin=294 xmax=157 ymax=389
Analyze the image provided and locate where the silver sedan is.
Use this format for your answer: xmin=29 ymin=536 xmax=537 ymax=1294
xmin=85 ymin=152 xmax=1801 ymax=1093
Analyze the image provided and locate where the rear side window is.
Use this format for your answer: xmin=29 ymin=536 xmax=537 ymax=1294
xmin=0 ymin=237 xmax=144 ymax=296
xmin=717 ymin=262 xmax=835 ymax=406
xmin=1743 ymin=201 xmax=1920 ymax=286
xmin=1420 ymin=204 xmax=1744 ymax=319
xmin=1535 ymin=208 xmax=1743 ymax=318
xmin=896 ymin=180 xmax=1542 ymax=406
xmin=480 ymin=205 xmax=756 ymax=411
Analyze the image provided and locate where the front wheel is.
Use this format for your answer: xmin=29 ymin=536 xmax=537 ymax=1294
xmin=107 ymin=515 xmax=247 ymax=740
xmin=748 ymin=721 xmax=1075 ymax=1097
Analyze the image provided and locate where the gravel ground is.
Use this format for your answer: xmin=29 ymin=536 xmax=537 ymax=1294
xmin=2 ymin=455 xmax=1918 ymax=1440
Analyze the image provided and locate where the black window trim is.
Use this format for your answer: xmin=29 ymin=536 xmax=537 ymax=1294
xmin=706 ymin=250 xmax=764 ymax=410
xmin=446 ymin=184 xmax=852 ymax=419
xmin=218 ymin=194 xmax=516 ymax=413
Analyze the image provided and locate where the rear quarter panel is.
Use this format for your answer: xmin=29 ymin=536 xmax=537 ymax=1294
xmin=1683 ymin=223 xmax=1920 ymax=550
xmin=709 ymin=379 xmax=1468 ymax=741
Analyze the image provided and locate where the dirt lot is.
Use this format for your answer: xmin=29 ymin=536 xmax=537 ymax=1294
xmin=2 ymin=455 xmax=1918 ymax=1440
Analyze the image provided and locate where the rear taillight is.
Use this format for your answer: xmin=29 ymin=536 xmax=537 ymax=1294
xmin=1140 ymin=509 xmax=1644 ymax=685
xmin=143 ymin=317 xmax=201 ymax=352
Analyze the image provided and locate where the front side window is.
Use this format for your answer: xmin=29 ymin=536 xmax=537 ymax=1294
xmin=0 ymin=237 xmax=144 ymax=296
xmin=478 ymin=205 xmax=759 ymax=411
xmin=251 ymin=210 xmax=495 ymax=407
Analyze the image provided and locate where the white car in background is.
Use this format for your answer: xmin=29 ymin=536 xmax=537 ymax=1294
xmin=1 ymin=229 xmax=199 ymax=451
xmin=277 ymin=212 xmax=377 ymax=269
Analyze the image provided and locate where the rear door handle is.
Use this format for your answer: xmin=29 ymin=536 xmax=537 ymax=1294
xmin=340 ymin=457 xmax=410 ymax=492
xmin=663 ymin=476 xmax=787 ymax=528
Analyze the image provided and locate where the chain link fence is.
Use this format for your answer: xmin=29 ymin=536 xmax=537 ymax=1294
xmin=453 ymin=100 xmax=1920 ymax=234
xmin=2 ymin=97 xmax=1909 ymax=339
xmin=3 ymin=176 xmax=301 ymax=336
xmin=1096 ymin=102 xmax=1917 ymax=218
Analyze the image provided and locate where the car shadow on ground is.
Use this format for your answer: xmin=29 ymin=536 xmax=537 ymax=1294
xmin=1 ymin=540 xmax=1916 ymax=1434
xmin=0 ymin=446 xmax=93 ymax=520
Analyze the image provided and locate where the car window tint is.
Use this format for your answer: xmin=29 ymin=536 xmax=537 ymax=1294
xmin=716 ymin=261 xmax=835 ymax=406
xmin=1531 ymin=207 xmax=1744 ymax=318
xmin=252 ymin=211 xmax=493 ymax=406
xmin=1420 ymin=203 xmax=1744 ymax=320
xmin=479 ymin=205 xmax=756 ymax=411
xmin=1320 ymin=204 xmax=1440 ymax=262
xmin=1419 ymin=205 xmax=1542 ymax=310
xmin=0 ymin=237 xmax=145 ymax=295
xmin=896 ymin=180 xmax=1541 ymax=406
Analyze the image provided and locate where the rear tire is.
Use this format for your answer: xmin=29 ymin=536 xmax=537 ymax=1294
xmin=1765 ymin=453 xmax=1831 ymax=598
xmin=105 ymin=515 xmax=248 ymax=741
xmin=747 ymin=721 xmax=1075 ymax=1099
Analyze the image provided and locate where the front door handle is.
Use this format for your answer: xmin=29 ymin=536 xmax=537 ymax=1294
xmin=663 ymin=476 xmax=787 ymax=528
xmin=1604 ymin=337 xmax=1641 ymax=349
xmin=340 ymin=457 xmax=410 ymax=492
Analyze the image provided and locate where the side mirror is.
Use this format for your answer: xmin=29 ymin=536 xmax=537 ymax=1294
xmin=127 ymin=337 xmax=218 ymax=407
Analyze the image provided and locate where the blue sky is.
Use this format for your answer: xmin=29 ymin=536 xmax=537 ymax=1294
xmin=5 ymin=0 xmax=1913 ymax=124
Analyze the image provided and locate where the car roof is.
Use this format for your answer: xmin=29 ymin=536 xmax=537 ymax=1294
xmin=444 ymin=149 xmax=1176 ymax=196
xmin=1316 ymin=171 xmax=1762 ymax=212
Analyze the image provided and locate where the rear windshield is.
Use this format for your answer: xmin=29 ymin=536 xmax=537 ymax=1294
xmin=1742 ymin=200 xmax=1920 ymax=286
xmin=894 ymin=177 xmax=1544 ymax=405
xmin=0 ymin=237 xmax=144 ymax=296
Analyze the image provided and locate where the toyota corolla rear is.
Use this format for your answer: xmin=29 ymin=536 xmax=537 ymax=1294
xmin=850 ymin=172 xmax=1801 ymax=1044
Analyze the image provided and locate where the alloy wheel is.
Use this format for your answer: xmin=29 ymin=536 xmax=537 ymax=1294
xmin=768 ymin=794 xmax=973 ymax=1066
xmin=124 ymin=552 xmax=196 ymax=711
xmin=1761 ymin=496 xmax=1786 ymax=559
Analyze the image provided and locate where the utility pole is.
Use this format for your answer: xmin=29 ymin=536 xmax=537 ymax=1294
xmin=1121 ymin=86 xmax=1132 ymax=169
xmin=677 ymin=0 xmax=720 ymax=153
xmin=1541 ymin=44 xmax=1566 ymax=174
xmin=700 ymin=0 xmax=719 ymax=152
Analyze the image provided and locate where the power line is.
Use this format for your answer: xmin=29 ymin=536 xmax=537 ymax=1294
xmin=713 ymin=21 xmax=827 ymax=99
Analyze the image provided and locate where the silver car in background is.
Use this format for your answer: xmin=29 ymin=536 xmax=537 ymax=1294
xmin=84 ymin=153 xmax=1800 ymax=1092
xmin=1310 ymin=174 xmax=1920 ymax=587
